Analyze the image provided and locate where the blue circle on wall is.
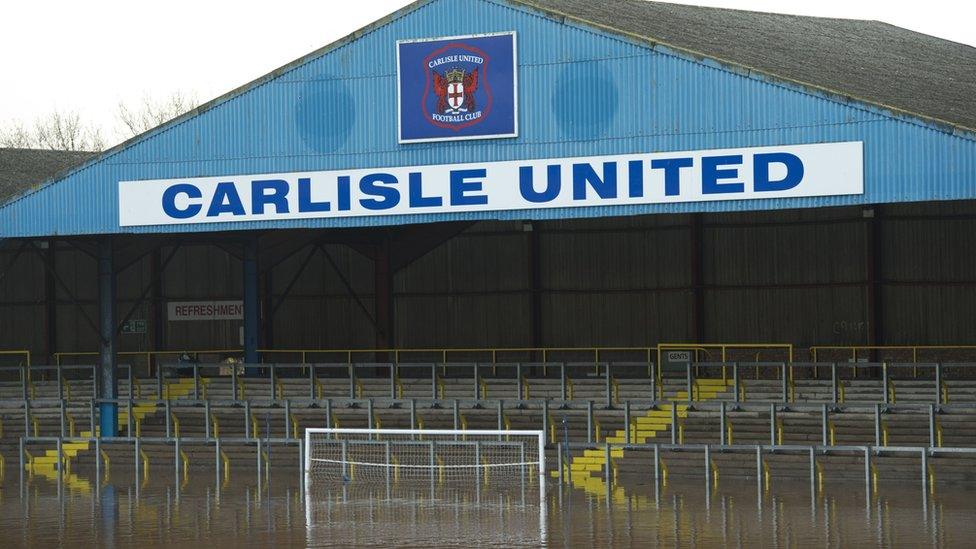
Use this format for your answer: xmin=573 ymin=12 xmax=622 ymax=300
xmin=551 ymin=63 xmax=619 ymax=140
xmin=296 ymin=76 xmax=355 ymax=153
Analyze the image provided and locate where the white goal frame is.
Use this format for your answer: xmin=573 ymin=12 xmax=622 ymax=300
xmin=303 ymin=428 xmax=546 ymax=491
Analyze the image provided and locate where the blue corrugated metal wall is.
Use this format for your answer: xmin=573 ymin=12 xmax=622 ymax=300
xmin=2 ymin=0 xmax=975 ymax=237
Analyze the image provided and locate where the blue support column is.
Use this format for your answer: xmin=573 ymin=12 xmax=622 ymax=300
xmin=243 ymin=238 xmax=260 ymax=367
xmin=98 ymin=238 xmax=118 ymax=437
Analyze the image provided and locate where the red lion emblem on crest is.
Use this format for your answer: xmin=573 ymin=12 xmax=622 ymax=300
xmin=433 ymin=68 xmax=479 ymax=114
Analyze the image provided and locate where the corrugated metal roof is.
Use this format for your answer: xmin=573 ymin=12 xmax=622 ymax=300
xmin=523 ymin=0 xmax=976 ymax=132
xmin=2 ymin=0 xmax=976 ymax=238
xmin=0 ymin=148 xmax=94 ymax=205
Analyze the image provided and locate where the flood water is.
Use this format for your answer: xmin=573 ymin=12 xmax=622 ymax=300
xmin=2 ymin=468 xmax=971 ymax=547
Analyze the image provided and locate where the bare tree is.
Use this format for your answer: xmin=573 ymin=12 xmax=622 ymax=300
xmin=117 ymin=91 xmax=198 ymax=138
xmin=0 ymin=110 xmax=104 ymax=151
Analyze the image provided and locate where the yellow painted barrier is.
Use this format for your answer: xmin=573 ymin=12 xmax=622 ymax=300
xmin=810 ymin=345 xmax=976 ymax=363
xmin=0 ymin=350 xmax=30 ymax=366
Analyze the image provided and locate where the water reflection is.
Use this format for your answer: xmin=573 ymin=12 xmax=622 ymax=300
xmin=1 ymin=469 xmax=971 ymax=547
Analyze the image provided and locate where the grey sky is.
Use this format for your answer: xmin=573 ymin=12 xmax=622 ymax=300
xmin=1 ymin=0 xmax=971 ymax=142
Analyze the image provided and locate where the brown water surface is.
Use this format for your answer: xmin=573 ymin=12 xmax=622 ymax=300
xmin=1 ymin=470 xmax=970 ymax=547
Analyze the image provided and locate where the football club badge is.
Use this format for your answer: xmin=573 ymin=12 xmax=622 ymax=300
xmin=397 ymin=32 xmax=517 ymax=143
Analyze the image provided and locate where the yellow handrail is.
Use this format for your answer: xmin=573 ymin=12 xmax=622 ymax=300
xmin=828 ymin=420 xmax=836 ymax=446
xmin=212 ymin=414 xmax=220 ymax=438
xmin=726 ymin=420 xmax=734 ymax=445
xmin=171 ymin=413 xmax=181 ymax=438
xmin=249 ymin=410 xmax=259 ymax=438
xmin=291 ymin=414 xmax=300 ymax=439
xmin=810 ymin=344 xmax=976 ymax=363
xmin=522 ymin=376 xmax=531 ymax=400
xmin=887 ymin=380 xmax=897 ymax=404
xmin=0 ymin=350 xmax=30 ymax=366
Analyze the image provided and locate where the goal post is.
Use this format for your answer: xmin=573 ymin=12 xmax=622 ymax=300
xmin=303 ymin=428 xmax=546 ymax=492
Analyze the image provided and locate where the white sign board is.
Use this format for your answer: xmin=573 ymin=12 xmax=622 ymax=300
xmin=167 ymin=301 xmax=243 ymax=321
xmin=119 ymin=142 xmax=863 ymax=227
xmin=667 ymin=351 xmax=692 ymax=362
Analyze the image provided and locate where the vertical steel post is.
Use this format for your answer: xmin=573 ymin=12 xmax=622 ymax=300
xmin=349 ymin=364 xmax=355 ymax=399
xmin=57 ymin=362 xmax=63 ymax=400
xmin=781 ymin=363 xmax=788 ymax=403
xmin=542 ymin=399 xmax=549 ymax=441
xmin=604 ymin=443 xmax=611 ymax=486
xmin=90 ymin=398 xmax=96 ymax=437
xmin=473 ymin=363 xmax=480 ymax=400
xmin=285 ymin=399 xmax=293 ymax=439
xmin=559 ymin=363 xmax=565 ymax=401
xmin=309 ymin=364 xmax=316 ymax=400
xmin=193 ymin=364 xmax=200 ymax=401
xmin=882 ymin=363 xmax=889 ymax=404
xmin=928 ymin=404 xmax=936 ymax=447
xmin=733 ymin=362 xmax=740 ymax=404
xmin=165 ymin=399 xmax=171 ymax=437
xmin=809 ymin=447 xmax=815 ymax=489
xmin=605 ymin=363 xmax=612 ymax=408
xmin=874 ymin=403 xmax=881 ymax=447
xmin=452 ymin=399 xmax=459 ymax=440
xmin=23 ymin=399 xmax=29 ymax=437
xmin=127 ymin=398 xmax=134 ymax=438
xmin=390 ymin=363 xmax=396 ymax=399
xmin=686 ymin=363 xmax=693 ymax=401
xmin=366 ymin=399 xmax=373 ymax=431
xmin=245 ymin=400 xmax=251 ymax=439
xmin=654 ymin=444 xmax=660 ymax=483
xmin=671 ymin=404 xmax=677 ymax=445
xmin=518 ymin=363 xmax=525 ymax=401
xmin=831 ymin=362 xmax=838 ymax=403
xmin=719 ymin=401 xmax=726 ymax=445
xmin=557 ymin=442 xmax=564 ymax=486
xmin=586 ymin=400 xmax=594 ymax=443
xmin=921 ymin=449 xmax=929 ymax=493
xmin=769 ymin=403 xmax=777 ymax=446
xmin=935 ymin=363 xmax=942 ymax=405
xmin=704 ymin=444 xmax=711 ymax=485
xmin=232 ymin=365 xmax=238 ymax=402
xmin=325 ymin=399 xmax=332 ymax=432
xmin=497 ymin=399 xmax=504 ymax=435
xmin=822 ymin=404 xmax=829 ymax=446
xmin=410 ymin=398 xmax=417 ymax=430
xmin=431 ymin=363 xmax=437 ymax=400
xmin=864 ymin=446 xmax=871 ymax=492
xmin=243 ymin=238 xmax=260 ymax=365
xmin=157 ymin=365 xmax=163 ymax=400
xmin=205 ymin=400 xmax=212 ymax=439
xmin=650 ymin=361 xmax=657 ymax=402
xmin=59 ymin=399 xmax=66 ymax=438
xmin=98 ymin=238 xmax=119 ymax=438
xmin=624 ymin=401 xmax=631 ymax=445
xmin=175 ymin=437 xmax=181 ymax=479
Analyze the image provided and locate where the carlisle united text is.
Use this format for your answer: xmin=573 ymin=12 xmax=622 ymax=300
xmin=117 ymin=143 xmax=863 ymax=226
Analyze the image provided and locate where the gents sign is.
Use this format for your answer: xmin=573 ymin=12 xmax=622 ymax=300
xmin=167 ymin=301 xmax=244 ymax=321
xmin=118 ymin=141 xmax=863 ymax=227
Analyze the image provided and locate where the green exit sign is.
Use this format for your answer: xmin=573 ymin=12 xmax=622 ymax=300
xmin=121 ymin=319 xmax=147 ymax=334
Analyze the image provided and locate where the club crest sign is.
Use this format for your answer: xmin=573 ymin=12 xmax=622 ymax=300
xmin=397 ymin=32 xmax=517 ymax=143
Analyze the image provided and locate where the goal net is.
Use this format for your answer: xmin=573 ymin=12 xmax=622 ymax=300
xmin=304 ymin=428 xmax=545 ymax=490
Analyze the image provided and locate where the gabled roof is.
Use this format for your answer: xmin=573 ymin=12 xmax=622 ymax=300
xmin=520 ymin=0 xmax=976 ymax=131
xmin=0 ymin=148 xmax=95 ymax=205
